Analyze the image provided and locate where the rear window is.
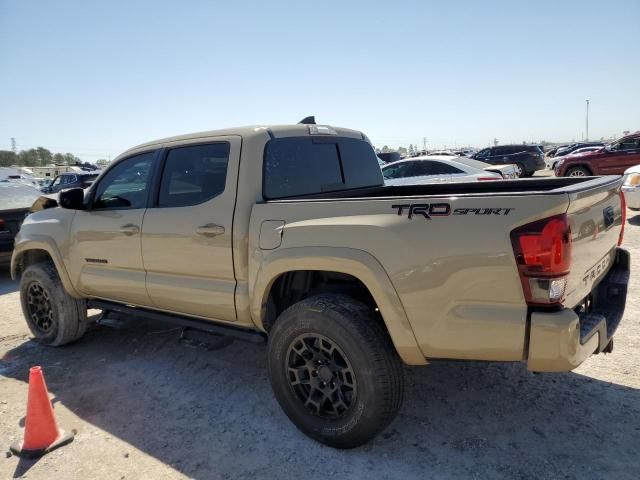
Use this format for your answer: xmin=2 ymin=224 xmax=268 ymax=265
xmin=263 ymin=137 xmax=382 ymax=199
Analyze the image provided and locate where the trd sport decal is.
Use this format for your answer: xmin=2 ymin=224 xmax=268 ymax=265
xmin=392 ymin=203 xmax=514 ymax=219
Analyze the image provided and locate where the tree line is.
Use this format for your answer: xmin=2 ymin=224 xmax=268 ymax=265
xmin=0 ymin=147 xmax=83 ymax=168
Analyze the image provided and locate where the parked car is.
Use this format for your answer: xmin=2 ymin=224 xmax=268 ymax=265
xmin=377 ymin=152 xmax=401 ymax=164
xmin=622 ymin=164 xmax=640 ymax=210
xmin=547 ymin=145 xmax=605 ymax=170
xmin=555 ymin=133 xmax=640 ymax=177
xmin=11 ymin=121 xmax=628 ymax=449
xmin=452 ymin=148 xmax=476 ymax=157
xmin=471 ymin=145 xmax=545 ymax=177
xmin=555 ymin=142 xmax=604 ymax=158
xmin=0 ymin=173 xmax=41 ymax=188
xmin=43 ymin=172 xmax=99 ymax=193
xmin=0 ymin=183 xmax=41 ymax=266
xmin=381 ymin=156 xmax=505 ymax=185
xmin=545 ymin=145 xmax=568 ymax=158
xmin=427 ymin=150 xmax=457 ymax=156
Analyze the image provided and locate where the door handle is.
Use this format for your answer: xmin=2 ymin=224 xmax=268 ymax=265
xmin=119 ymin=224 xmax=140 ymax=235
xmin=196 ymin=223 xmax=225 ymax=237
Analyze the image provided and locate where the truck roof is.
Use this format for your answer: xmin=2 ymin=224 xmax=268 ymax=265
xmin=120 ymin=123 xmax=365 ymax=160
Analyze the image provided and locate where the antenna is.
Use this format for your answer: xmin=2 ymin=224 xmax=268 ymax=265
xmin=298 ymin=116 xmax=316 ymax=125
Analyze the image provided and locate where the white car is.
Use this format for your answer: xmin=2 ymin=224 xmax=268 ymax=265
xmin=381 ymin=155 xmax=516 ymax=185
xmin=622 ymin=164 xmax=640 ymax=210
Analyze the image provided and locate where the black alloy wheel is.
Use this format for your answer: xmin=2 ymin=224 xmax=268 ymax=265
xmin=286 ymin=333 xmax=357 ymax=418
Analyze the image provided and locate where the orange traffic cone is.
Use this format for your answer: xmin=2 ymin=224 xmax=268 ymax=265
xmin=10 ymin=366 xmax=74 ymax=458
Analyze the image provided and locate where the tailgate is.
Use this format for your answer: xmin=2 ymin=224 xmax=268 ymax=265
xmin=563 ymin=176 xmax=624 ymax=307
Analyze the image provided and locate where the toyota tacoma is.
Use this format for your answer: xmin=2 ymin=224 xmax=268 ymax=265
xmin=12 ymin=120 xmax=629 ymax=448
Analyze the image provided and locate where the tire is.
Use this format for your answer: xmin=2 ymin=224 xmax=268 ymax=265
xmin=267 ymin=294 xmax=404 ymax=449
xmin=20 ymin=262 xmax=88 ymax=346
xmin=566 ymin=166 xmax=591 ymax=177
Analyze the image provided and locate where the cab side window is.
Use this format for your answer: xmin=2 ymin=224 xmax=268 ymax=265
xmin=428 ymin=161 xmax=464 ymax=174
xmin=158 ymin=143 xmax=230 ymax=208
xmin=382 ymin=162 xmax=416 ymax=179
xmin=92 ymin=152 xmax=155 ymax=210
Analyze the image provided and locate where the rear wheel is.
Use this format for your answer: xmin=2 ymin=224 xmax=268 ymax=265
xmin=566 ymin=166 xmax=591 ymax=177
xmin=514 ymin=163 xmax=525 ymax=177
xmin=20 ymin=262 xmax=88 ymax=346
xmin=267 ymin=294 xmax=404 ymax=449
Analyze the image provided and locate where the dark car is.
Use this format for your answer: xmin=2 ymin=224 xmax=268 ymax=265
xmin=0 ymin=183 xmax=41 ymax=266
xmin=545 ymin=145 xmax=567 ymax=158
xmin=471 ymin=144 xmax=545 ymax=177
xmin=43 ymin=172 xmax=99 ymax=194
xmin=555 ymin=133 xmax=640 ymax=177
xmin=377 ymin=152 xmax=401 ymax=164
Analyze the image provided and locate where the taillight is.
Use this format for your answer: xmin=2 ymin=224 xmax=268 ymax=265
xmin=619 ymin=190 xmax=626 ymax=246
xmin=0 ymin=219 xmax=8 ymax=234
xmin=477 ymin=177 xmax=500 ymax=181
xmin=511 ymin=214 xmax=572 ymax=305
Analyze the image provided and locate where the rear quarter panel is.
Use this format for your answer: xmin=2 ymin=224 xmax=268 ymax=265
xmin=250 ymin=192 xmax=571 ymax=362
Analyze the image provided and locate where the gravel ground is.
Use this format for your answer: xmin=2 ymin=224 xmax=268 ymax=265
xmin=1 ymin=207 xmax=639 ymax=480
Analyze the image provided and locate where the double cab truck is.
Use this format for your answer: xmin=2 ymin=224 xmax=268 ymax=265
xmin=12 ymin=120 xmax=629 ymax=448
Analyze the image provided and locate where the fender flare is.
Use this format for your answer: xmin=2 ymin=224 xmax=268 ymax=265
xmin=250 ymin=246 xmax=426 ymax=365
xmin=11 ymin=235 xmax=82 ymax=298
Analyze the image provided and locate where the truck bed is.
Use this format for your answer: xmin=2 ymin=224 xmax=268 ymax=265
xmin=252 ymin=174 xmax=624 ymax=362
xmin=267 ymin=176 xmax=610 ymax=201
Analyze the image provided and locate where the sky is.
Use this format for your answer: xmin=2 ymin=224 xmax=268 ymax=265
xmin=1 ymin=0 xmax=639 ymax=161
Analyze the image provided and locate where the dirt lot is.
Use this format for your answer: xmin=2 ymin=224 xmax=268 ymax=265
xmin=1 ymin=210 xmax=639 ymax=480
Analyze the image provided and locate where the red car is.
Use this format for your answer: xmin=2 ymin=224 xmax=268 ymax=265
xmin=555 ymin=132 xmax=640 ymax=177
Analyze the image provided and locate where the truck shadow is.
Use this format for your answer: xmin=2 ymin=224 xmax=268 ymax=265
xmin=628 ymin=213 xmax=640 ymax=226
xmin=2 ymin=318 xmax=639 ymax=479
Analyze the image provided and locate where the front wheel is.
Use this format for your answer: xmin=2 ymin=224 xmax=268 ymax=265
xmin=566 ymin=166 xmax=591 ymax=177
xmin=267 ymin=294 xmax=404 ymax=449
xmin=20 ymin=262 xmax=88 ymax=346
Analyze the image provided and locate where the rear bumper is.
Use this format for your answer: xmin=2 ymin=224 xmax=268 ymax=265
xmin=527 ymin=248 xmax=629 ymax=372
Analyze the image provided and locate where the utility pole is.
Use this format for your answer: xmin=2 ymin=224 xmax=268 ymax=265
xmin=10 ymin=137 xmax=16 ymax=153
xmin=423 ymin=137 xmax=427 ymax=152
xmin=585 ymin=99 xmax=590 ymax=141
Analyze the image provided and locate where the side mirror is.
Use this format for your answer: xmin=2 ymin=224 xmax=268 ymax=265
xmin=58 ymin=188 xmax=86 ymax=210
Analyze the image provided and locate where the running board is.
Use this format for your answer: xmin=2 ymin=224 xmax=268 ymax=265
xmin=87 ymin=299 xmax=266 ymax=344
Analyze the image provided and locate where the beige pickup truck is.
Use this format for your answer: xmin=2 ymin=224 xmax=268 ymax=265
xmin=12 ymin=121 xmax=629 ymax=448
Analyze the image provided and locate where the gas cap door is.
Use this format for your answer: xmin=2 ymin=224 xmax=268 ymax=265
xmin=259 ymin=220 xmax=285 ymax=250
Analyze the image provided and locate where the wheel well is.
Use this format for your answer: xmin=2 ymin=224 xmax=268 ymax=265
xmin=15 ymin=249 xmax=54 ymax=276
xmin=568 ymin=164 xmax=593 ymax=175
xmin=264 ymin=270 xmax=377 ymax=332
